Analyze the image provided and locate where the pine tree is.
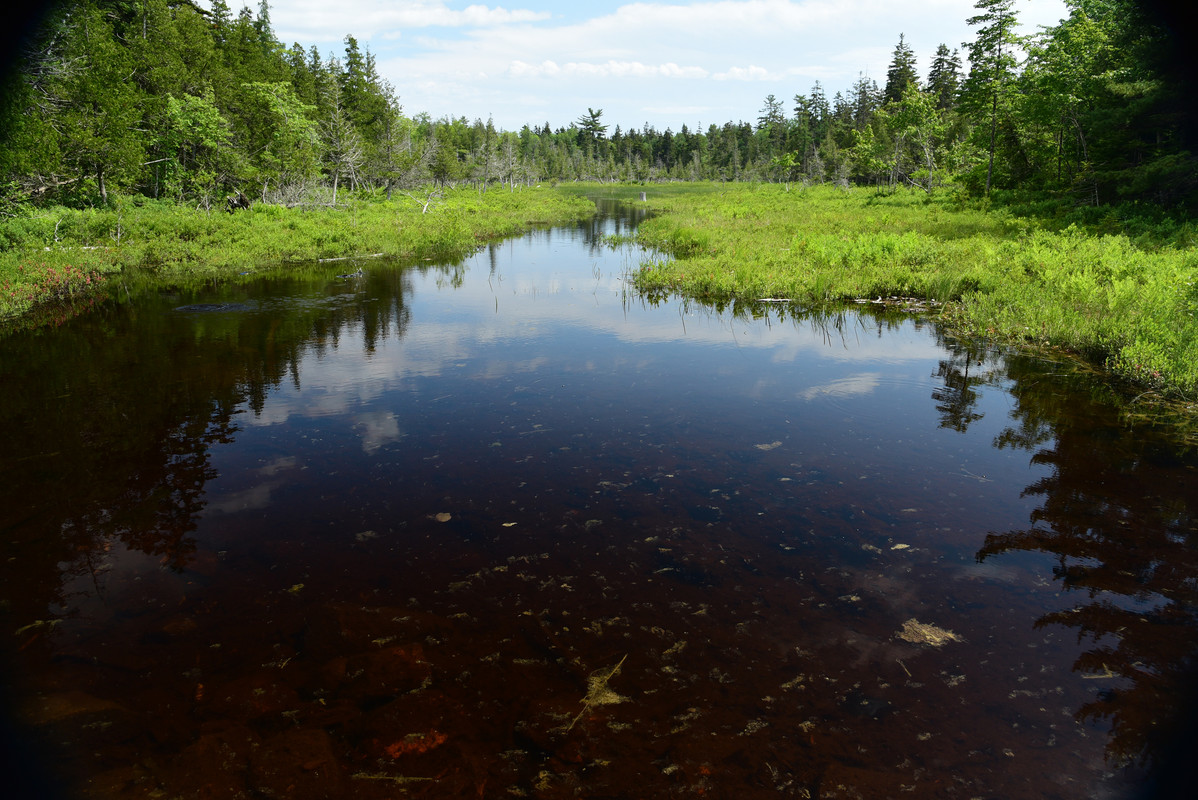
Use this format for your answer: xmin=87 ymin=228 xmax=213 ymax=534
xmin=576 ymin=107 xmax=607 ymax=142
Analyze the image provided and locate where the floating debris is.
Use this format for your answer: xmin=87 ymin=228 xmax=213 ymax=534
xmin=14 ymin=619 xmax=61 ymax=637
xmin=566 ymin=655 xmax=628 ymax=731
xmin=352 ymin=772 xmax=434 ymax=785
xmin=755 ymin=441 xmax=782 ymax=451
xmin=384 ymin=730 xmax=447 ymax=758
xmin=897 ymin=618 xmax=962 ymax=646
xmin=434 ymin=512 xmax=452 ymax=523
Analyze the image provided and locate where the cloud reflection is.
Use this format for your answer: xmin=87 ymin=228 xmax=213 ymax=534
xmin=798 ymin=373 xmax=881 ymax=401
xmin=353 ymin=410 xmax=403 ymax=454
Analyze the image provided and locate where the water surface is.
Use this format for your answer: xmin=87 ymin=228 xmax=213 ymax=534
xmin=2 ymin=200 xmax=1196 ymax=799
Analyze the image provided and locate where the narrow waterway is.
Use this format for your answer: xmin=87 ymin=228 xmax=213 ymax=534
xmin=2 ymin=199 xmax=1195 ymax=799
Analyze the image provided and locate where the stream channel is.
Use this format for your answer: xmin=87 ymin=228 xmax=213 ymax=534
xmin=2 ymin=198 xmax=1197 ymax=799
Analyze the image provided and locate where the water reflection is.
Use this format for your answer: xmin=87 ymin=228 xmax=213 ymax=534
xmin=1 ymin=201 xmax=1194 ymax=798
xmin=978 ymin=353 xmax=1198 ymax=769
xmin=931 ymin=333 xmax=995 ymax=433
xmin=0 ymin=259 xmax=428 ymax=603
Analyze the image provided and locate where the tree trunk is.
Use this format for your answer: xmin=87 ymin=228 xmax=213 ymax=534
xmin=985 ymin=90 xmax=997 ymax=195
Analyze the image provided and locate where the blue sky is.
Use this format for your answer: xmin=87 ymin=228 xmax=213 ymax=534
xmin=213 ymin=1 xmax=1070 ymax=132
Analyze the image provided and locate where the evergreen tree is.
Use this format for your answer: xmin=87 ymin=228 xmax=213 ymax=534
xmin=340 ymin=35 xmax=375 ymax=126
xmin=884 ymin=33 xmax=920 ymax=104
xmin=850 ymin=73 xmax=881 ymax=130
xmin=808 ymin=81 xmax=830 ymax=140
xmin=961 ymin=0 xmax=1020 ymax=194
xmin=756 ymin=94 xmax=786 ymax=160
xmin=53 ymin=3 xmax=145 ymax=203
xmin=210 ymin=0 xmax=233 ymax=44
xmin=756 ymin=94 xmax=784 ymax=131
xmin=576 ymin=107 xmax=607 ymax=143
xmin=925 ymin=44 xmax=962 ymax=111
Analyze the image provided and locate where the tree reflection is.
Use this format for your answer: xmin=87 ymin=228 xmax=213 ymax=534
xmin=0 ymin=259 xmax=418 ymax=621
xmin=977 ymin=352 xmax=1198 ymax=767
xmin=930 ymin=334 xmax=993 ymax=432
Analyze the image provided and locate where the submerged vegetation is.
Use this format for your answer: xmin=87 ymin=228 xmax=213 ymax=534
xmin=582 ymin=182 xmax=1198 ymax=399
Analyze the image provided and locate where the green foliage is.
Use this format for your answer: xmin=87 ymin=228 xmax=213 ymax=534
xmin=161 ymin=90 xmax=233 ymax=203
xmin=0 ymin=0 xmax=1193 ymax=210
xmin=240 ymin=82 xmax=321 ymax=194
xmin=926 ymin=44 xmax=962 ymax=111
xmin=0 ymin=188 xmax=594 ymax=324
xmin=617 ymin=182 xmax=1198 ymax=397
xmin=883 ymin=34 xmax=920 ymax=104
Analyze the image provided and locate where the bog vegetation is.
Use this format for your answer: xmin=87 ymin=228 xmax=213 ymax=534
xmin=1 ymin=1 xmax=1196 ymax=397
xmin=573 ymin=183 xmax=1198 ymax=398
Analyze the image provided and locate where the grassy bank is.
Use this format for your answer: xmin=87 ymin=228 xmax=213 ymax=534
xmin=575 ymin=183 xmax=1198 ymax=399
xmin=0 ymin=187 xmax=595 ymax=324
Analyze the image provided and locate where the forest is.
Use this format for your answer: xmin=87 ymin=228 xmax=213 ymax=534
xmin=0 ymin=0 xmax=1195 ymax=211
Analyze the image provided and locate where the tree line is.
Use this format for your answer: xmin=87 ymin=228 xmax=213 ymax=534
xmin=0 ymin=0 xmax=1194 ymax=210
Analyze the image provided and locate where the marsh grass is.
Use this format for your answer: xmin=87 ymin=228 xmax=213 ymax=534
xmin=576 ymin=182 xmax=1198 ymax=398
xmin=0 ymin=187 xmax=594 ymax=323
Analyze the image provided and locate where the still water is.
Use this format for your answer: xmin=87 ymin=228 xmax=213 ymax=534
xmin=2 ymin=200 xmax=1196 ymax=799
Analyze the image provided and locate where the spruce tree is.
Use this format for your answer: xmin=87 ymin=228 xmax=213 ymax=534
xmin=961 ymin=0 xmax=1020 ymax=194
xmin=808 ymin=81 xmax=830 ymax=142
xmin=926 ymin=44 xmax=962 ymax=111
xmin=884 ymin=34 xmax=920 ymax=104
xmin=851 ymin=73 xmax=881 ymax=130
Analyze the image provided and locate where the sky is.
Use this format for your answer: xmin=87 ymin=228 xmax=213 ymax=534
xmin=208 ymin=0 xmax=1071 ymax=133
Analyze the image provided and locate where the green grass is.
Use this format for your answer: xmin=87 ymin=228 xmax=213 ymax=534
xmin=569 ymin=182 xmax=1198 ymax=399
xmin=0 ymin=187 xmax=595 ymax=324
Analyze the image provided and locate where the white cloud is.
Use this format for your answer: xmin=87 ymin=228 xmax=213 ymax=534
xmin=215 ymin=0 xmax=1071 ymax=131
xmin=507 ymin=60 xmax=562 ymax=78
xmin=507 ymin=60 xmax=708 ymax=79
xmin=261 ymin=1 xmax=551 ymax=42
xmin=713 ymin=65 xmax=782 ymax=81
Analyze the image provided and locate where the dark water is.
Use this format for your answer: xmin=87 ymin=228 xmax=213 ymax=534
xmin=2 ymin=200 xmax=1196 ymax=799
